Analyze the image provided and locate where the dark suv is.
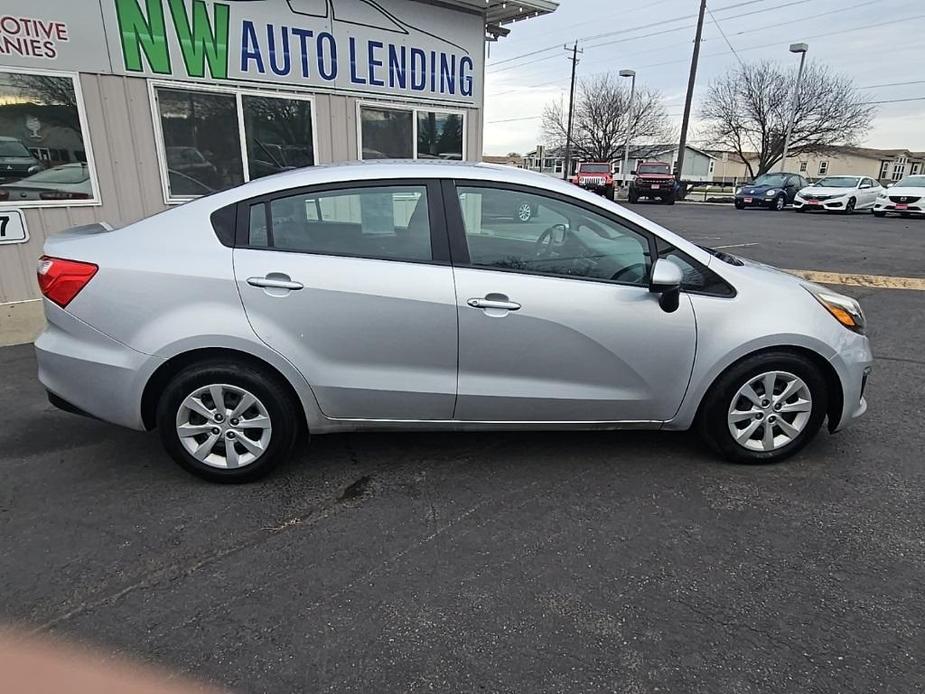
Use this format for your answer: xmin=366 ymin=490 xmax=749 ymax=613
xmin=735 ymin=172 xmax=809 ymax=211
xmin=628 ymin=161 xmax=677 ymax=204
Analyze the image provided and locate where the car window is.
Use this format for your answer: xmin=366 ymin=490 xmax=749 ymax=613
xmin=455 ymin=185 xmax=651 ymax=286
xmin=248 ymin=185 xmax=432 ymax=262
xmin=656 ymin=239 xmax=735 ymax=297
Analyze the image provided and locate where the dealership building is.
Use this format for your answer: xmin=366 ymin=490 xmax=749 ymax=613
xmin=0 ymin=0 xmax=555 ymax=343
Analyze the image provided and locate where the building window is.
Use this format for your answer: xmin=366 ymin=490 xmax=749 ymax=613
xmin=543 ymin=158 xmax=554 ymax=169
xmin=242 ymin=94 xmax=315 ymax=180
xmin=892 ymin=156 xmax=906 ymax=181
xmin=708 ymin=159 xmax=715 ymax=175
xmin=0 ymin=69 xmax=99 ymax=206
xmin=817 ymin=161 xmax=828 ymax=175
xmin=799 ymin=161 xmax=808 ymax=173
xmin=417 ymin=111 xmax=463 ymax=160
xmin=153 ymin=84 xmax=318 ymax=202
xmin=554 ymin=159 xmax=563 ymax=174
xmin=880 ymin=161 xmax=890 ymax=180
xmin=910 ymin=162 xmax=921 ymax=176
xmin=359 ymin=104 xmax=464 ymax=161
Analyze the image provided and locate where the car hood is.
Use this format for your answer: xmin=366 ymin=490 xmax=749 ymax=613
xmin=738 ymin=184 xmax=778 ymax=195
xmin=798 ymin=186 xmax=855 ymax=196
xmin=884 ymin=186 xmax=925 ymax=197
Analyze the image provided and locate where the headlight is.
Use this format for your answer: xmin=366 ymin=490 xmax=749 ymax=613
xmin=877 ymin=192 xmax=888 ymax=199
xmin=735 ymin=187 xmax=743 ymax=195
xmin=27 ymin=165 xmax=42 ymax=174
xmin=765 ymin=189 xmax=777 ymax=196
xmin=803 ymin=285 xmax=866 ymax=335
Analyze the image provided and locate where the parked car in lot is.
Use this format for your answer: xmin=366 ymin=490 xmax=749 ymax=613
xmin=570 ymin=162 xmax=615 ymax=198
xmin=794 ymin=175 xmax=883 ymax=214
xmin=35 ymin=161 xmax=871 ymax=482
xmin=0 ymin=136 xmax=44 ymax=182
xmin=0 ymin=163 xmax=92 ymax=202
xmin=627 ymin=161 xmax=677 ymax=205
xmin=872 ymin=174 xmax=925 ymax=217
xmin=735 ymin=172 xmax=810 ymax=211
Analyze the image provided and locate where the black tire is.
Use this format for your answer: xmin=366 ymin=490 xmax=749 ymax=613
xmin=605 ymin=185 xmax=615 ymax=201
xmin=900 ymin=212 xmax=911 ymax=218
xmin=844 ymin=197 xmax=856 ymax=215
xmin=627 ymin=192 xmax=638 ymax=204
xmin=873 ymin=210 xmax=886 ymax=218
xmin=156 ymin=360 xmax=301 ymax=482
xmin=770 ymin=194 xmax=786 ymax=211
xmin=795 ymin=206 xmax=806 ymax=212
xmin=663 ymin=194 xmax=675 ymax=205
xmin=697 ymin=351 xmax=828 ymax=465
xmin=734 ymin=200 xmax=745 ymax=210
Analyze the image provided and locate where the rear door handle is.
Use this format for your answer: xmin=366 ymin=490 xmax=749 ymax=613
xmin=247 ymin=276 xmax=304 ymax=290
xmin=467 ymin=297 xmax=521 ymax=311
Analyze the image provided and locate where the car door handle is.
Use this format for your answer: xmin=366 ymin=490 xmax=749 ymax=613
xmin=247 ymin=276 xmax=304 ymax=290
xmin=467 ymin=297 xmax=521 ymax=311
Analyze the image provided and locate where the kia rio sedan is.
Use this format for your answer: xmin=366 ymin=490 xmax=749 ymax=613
xmin=35 ymin=161 xmax=872 ymax=482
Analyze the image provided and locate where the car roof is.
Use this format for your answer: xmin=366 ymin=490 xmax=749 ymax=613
xmin=208 ymin=159 xmax=584 ymax=203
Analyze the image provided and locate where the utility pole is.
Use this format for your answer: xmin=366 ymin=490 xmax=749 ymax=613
xmin=675 ymin=0 xmax=707 ymax=183
xmin=562 ymin=41 xmax=582 ymax=180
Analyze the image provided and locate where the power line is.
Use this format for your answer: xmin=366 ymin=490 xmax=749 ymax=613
xmin=486 ymin=115 xmax=542 ymax=124
xmin=859 ymin=79 xmax=925 ymax=89
xmin=706 ymin=3 xmax=745 ymax=67
xmin=861 ymin=96 xmax=925 ymax=105
xmin=486 ymin=0 xmax=784 ymax=72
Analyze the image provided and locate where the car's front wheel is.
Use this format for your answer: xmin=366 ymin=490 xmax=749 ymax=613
xmin=156 ymin=360 xmax=301 ymax=482
xmin=514 ymin=201 xmax=533 ymax=223
xmin=698 ymin=351 xmax=828 ymax=464
xmin=770 ymin=194 xmax=786 ymax=211
xmin=843 ymin=197 xmax=856 ymax=214
xmin=734 ymin=200 xmax=745 ymax=209
xmin=873 ymin=210 xmax=886 ymax=218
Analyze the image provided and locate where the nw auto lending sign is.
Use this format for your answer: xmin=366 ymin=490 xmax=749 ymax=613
xmin=0 ymin=0 xmax=483 ymax=103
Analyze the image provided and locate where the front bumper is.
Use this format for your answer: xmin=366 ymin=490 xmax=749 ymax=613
xmin=735 ymin=195 xmax=777 ymax=207
xmin=793 ymin=197 xmax=848 ymax=211
xmin=35 ymin=300 xmax=162 ymax=431
xmin=873 ymin=200 xmax=924 ymax=214
xmin=828 ymin=333 xmax=873 ymax=432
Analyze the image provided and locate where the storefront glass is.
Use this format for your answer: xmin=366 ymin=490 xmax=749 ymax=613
xmin=242 ymin=94 xmax=315 ymax=180
xmin=0 ymin=70 xmax=97 ymax=204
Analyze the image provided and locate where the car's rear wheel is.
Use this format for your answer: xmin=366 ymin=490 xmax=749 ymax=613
xmin=698 ymin=351 xmax=828 ymax=464
xmin=156 ymin=361 xmax=300 ymax=482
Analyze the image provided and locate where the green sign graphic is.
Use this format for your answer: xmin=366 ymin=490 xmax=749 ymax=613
xmin=114 ymin=0 xmax=229 ymax=79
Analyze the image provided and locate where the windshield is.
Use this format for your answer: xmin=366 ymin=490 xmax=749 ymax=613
xmin=578 ymin=163 xmax=610 ymax=173
xmin=637 ymin=163 xmax=671 ymax=175
xmin=895 ymin=175 xmax=925 ymax=187
xmin=752 ymin=173 xmax=789 ymax=186
xmin=0 ymin=140 xmax=32 ymax=158
xmin=815 ymin=176 xmax=859 ymax=188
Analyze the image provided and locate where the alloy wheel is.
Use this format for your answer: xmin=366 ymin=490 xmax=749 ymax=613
xmin=517 ymin=202 xmax=532 ymax=221
xmin=176 ymin=384 xmax=272 ymax=469
xmin=727 ymin=371 xmax=812 ymax=452
xmin=775 ymin=195 xmax=785 ymax=210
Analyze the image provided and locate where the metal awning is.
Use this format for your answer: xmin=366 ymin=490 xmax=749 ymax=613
xmin=415 ymin=0 xmax=559 ymax=26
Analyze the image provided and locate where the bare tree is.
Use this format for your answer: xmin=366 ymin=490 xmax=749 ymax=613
xmin=542 ymin=73 xmax=674 ymax=162
xmin=700 ymin=60 xmax=874 ymax=178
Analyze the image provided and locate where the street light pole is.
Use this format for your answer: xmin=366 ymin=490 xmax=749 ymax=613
xmin=780 ymin=42 xmax=809 ymax=172
xmin=619 ymin=69 xmax=636 ymax=188
xmin=562 ymin=41 xmax=582 ymax=180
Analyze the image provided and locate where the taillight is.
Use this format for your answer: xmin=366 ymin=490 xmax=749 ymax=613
xmin=39 ymin=191 xmax=91 ymax=200
xmin=37 ymin=256 xmax=98 ymax=307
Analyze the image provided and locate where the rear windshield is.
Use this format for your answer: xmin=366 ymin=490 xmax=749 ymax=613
xmin=578 ymin=164 xmax=610 ymax=173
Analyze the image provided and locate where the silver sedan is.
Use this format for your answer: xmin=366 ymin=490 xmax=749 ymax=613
xmin=35 ymin=161 xmax=872 ymax=482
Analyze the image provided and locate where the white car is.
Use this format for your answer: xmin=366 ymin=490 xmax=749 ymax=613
xmin=873 ymin=174 xmax=925 ymax=218
xmin=0 ymin=163 xmax=92 ymax=202
xmin=793 ymin=175 xmax=882 ymax=214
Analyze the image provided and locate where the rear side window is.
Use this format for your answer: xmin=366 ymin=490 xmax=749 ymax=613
xmin=247 ymin=185 xmax=432 ymax=261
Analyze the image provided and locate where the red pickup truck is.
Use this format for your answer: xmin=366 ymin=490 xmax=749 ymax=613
xmin=570 ymin=162 xmax=615 ymax=199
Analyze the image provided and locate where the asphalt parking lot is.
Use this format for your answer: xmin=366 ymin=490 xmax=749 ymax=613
xmin=1 ymin=204 xmax=923 ymax=693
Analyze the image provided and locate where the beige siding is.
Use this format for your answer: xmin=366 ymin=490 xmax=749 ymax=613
xmin=0 ymin=74 xmax=481 ymax=308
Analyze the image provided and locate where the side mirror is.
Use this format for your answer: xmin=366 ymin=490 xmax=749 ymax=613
xmin=649 ymin=258 xmax=683 ymax=313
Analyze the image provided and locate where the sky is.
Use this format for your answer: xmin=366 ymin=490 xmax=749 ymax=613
xmin=482 ymin=0 xmax=925 ymax=155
